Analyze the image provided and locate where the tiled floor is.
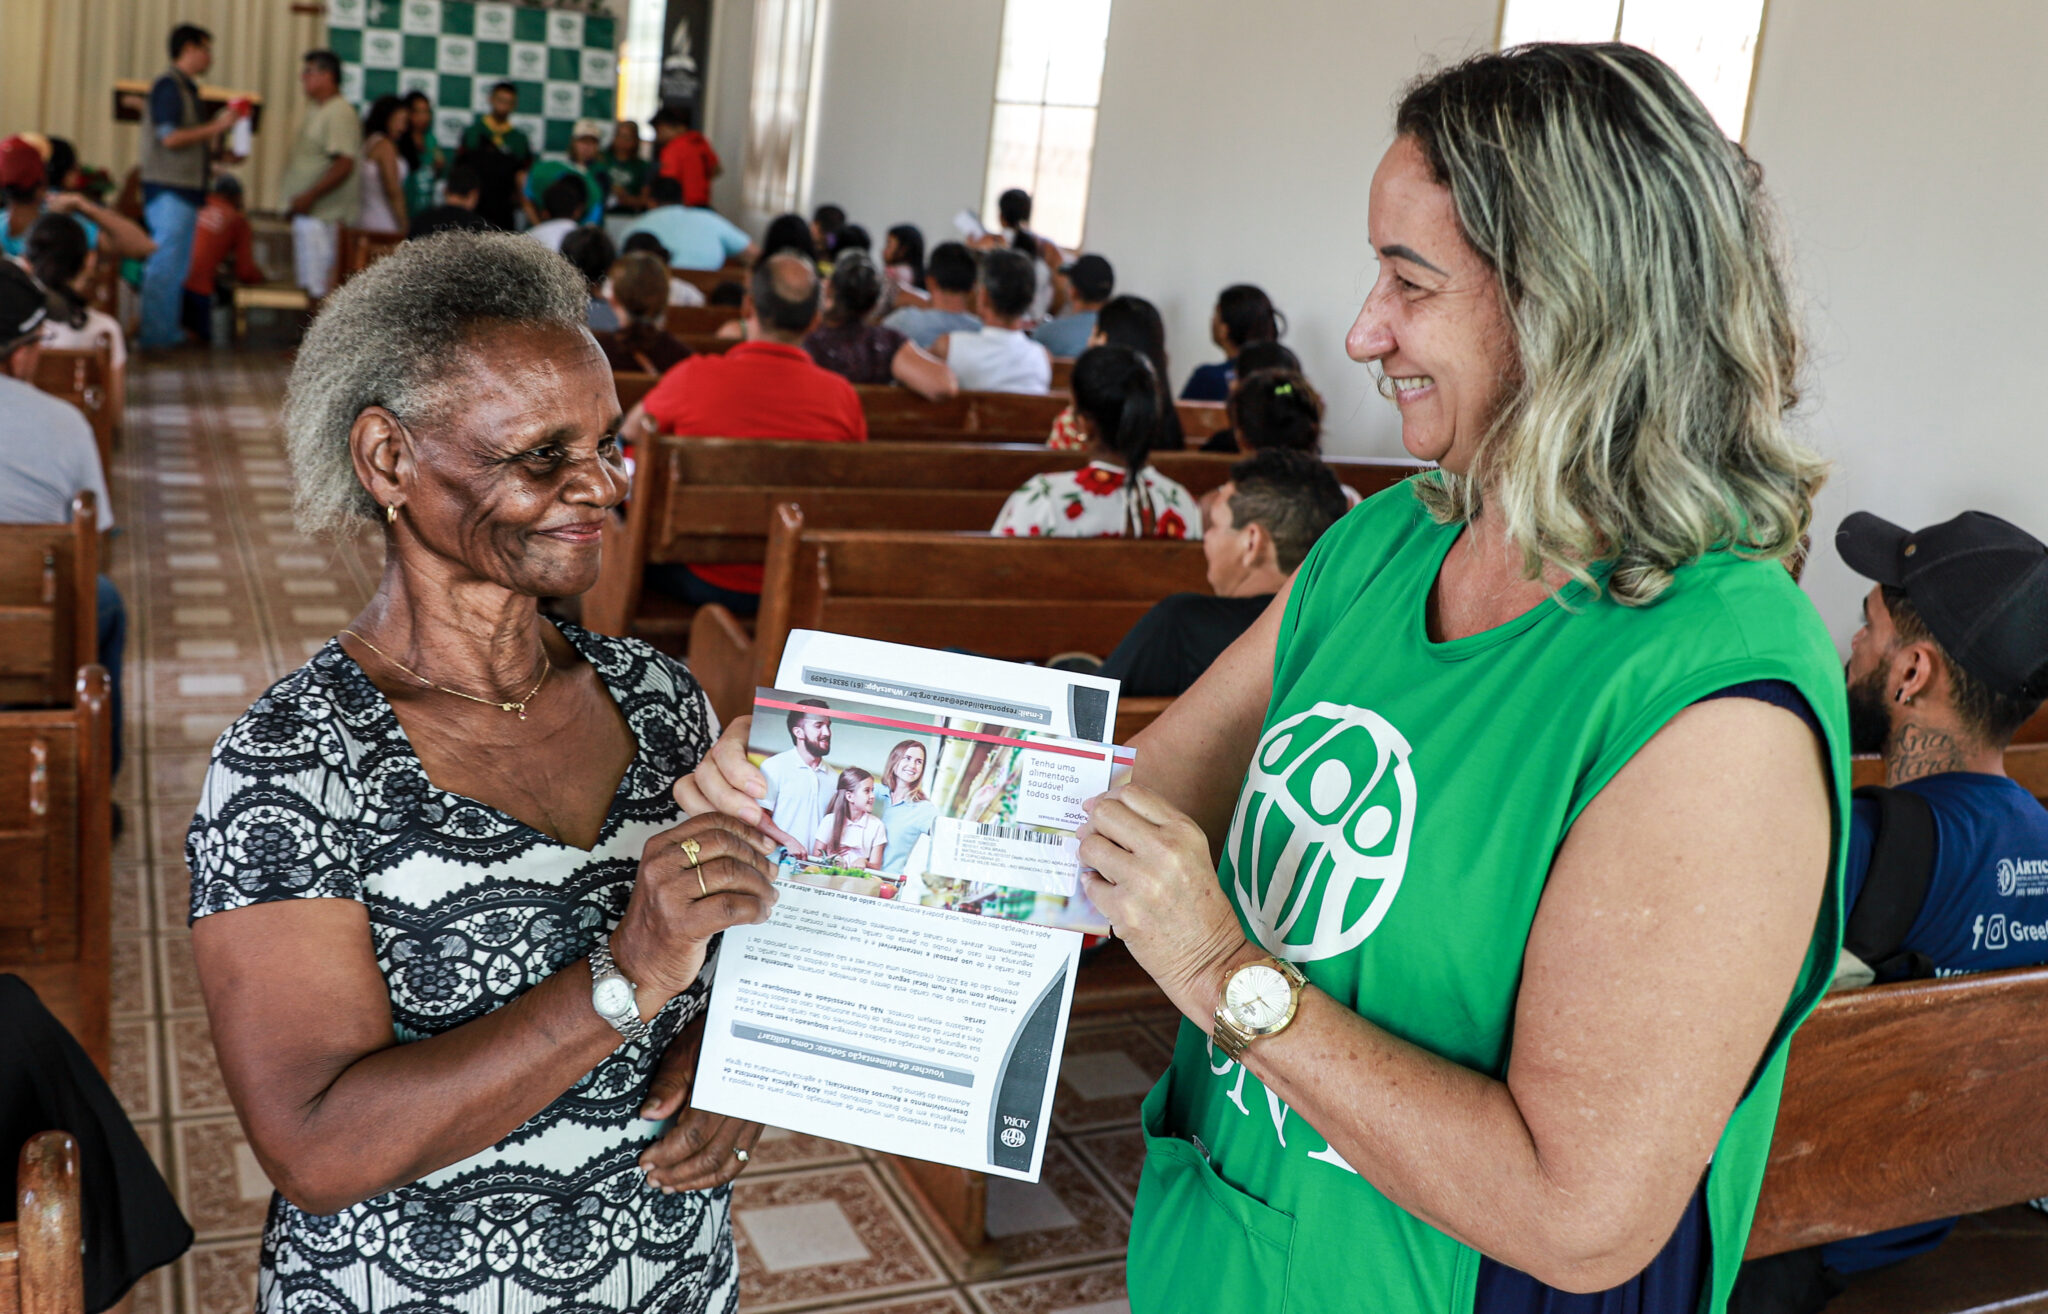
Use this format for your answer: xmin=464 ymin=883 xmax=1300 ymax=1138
xmin=107 ymin=349 xmax=1163 ymax=1314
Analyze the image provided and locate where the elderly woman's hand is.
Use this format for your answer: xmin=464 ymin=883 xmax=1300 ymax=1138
xmin=636 ymin=1015 xmax=765 ymax=1192
xmin=611 ymin=814 xmax=779 ymax=1003
xmin=1078 ymin=784 xmax=1254 ymax=1020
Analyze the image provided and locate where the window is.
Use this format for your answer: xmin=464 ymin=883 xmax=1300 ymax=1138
xmin=1497 ymin=0 xmax=1767 ymax=139
xmin=616 ymin=0 xmax=668 ymax=130
xmin=981 ymin=0 xmax=1114 ymax=250
xmin=743 ymin=0 xmax=824 ymax=216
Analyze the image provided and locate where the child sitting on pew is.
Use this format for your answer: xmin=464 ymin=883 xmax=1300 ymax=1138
xmin=993 ymin=344 xmax=1202 ymax=540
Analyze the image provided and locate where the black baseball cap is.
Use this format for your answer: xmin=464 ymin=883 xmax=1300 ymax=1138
xmin=1060 ymin=253 xmax=1114 ymax=303
xmin=0 ymin=261 xmax=49 ymax=351
xmin=1838 ymin=510 xmax=2048 ymax=699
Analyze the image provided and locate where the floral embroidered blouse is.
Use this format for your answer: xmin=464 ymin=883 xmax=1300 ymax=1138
xmin=991 ymin=459 xmax=1204 ymax=540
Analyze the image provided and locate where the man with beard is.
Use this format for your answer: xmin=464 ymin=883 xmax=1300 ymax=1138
xmin=1740 ymin=510 xmax=2048 ymax=1310
xmin=757 ymin=699 xmax=836 ymax=859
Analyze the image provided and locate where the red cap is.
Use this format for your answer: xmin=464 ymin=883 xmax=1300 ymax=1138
xmin=0 ymin=136 xmax=45 ymax=191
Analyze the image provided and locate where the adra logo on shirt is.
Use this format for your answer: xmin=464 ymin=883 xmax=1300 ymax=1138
xmin=1226 ymin=702 xmax=1417 ymax=962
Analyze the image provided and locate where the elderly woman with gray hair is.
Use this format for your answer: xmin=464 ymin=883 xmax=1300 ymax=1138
xmin=185 ymin=231 xmax=776 ymax=1314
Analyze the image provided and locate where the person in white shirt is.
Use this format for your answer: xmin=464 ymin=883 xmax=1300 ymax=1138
xmin=525 ymin=174 xmax=586 ymax=253
xmin=810 ymin=768 xmax=887 ymax=868
xmin=933 ymin=247 xmax=1051 ymax=395
xmin=993 ymin=344 xmax=1204 ymax=541
xmin=757 ymin=700 xmax=836 ymax=857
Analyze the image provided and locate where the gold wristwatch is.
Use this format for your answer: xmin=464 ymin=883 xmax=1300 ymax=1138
xmin=1212 ymin=955 xmax=1308 ymax=1060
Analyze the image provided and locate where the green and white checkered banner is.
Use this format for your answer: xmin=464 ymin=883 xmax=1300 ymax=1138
xmin=326 ymin=0 xmax=618 ymax=164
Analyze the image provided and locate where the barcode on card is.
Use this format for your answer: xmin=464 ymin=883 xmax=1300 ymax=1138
xmin=973 ymin=822 xmax=1067 ymax=846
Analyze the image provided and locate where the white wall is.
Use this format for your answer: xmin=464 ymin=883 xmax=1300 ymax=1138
xmin=1745 ymin=0 xmax=2048 ymax=645
xmin=1085 ymin=0 xmax=1499 ymax=456
xmin=705 ymin=0 xmax=758 ymax=222
xmin=804 ymin=0 xmax=1004 ymax=247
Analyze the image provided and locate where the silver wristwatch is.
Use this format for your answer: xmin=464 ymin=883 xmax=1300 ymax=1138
xmin=589 ymin=939 xmax=651 ymax=1045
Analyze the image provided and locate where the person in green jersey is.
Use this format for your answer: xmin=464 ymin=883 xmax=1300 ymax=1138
xmin=599 ymin=120 xmax=653 ymax=215
xmin=525 ymin=119 xmax=609 ymax=226
xmin=401 ymin=90 xmax=444 ymax=219
xmin=678 ymin=44 xmax=1848 ymax=1314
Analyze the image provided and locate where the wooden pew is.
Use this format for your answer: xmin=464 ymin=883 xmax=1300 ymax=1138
xmin=672 ymin=261 xmax=747 ymax=298
xmin=663 ymin=304 xmax=742 ymax=336
xmin=684 ymin=505 xmax=1212 ymax=728
xmin=580 ymin=437 xmax=1425 ymax=651
xmin=334 ymin=226 xmax=403 ymax=287
xmin=1051 ymin=356 xmax=1074 ymax=390
xmin=1747 ymin=964 xmax=2048 ymax=1258
xmin=0 ymin=667 xmax=113 ymax=1074
xmin=614 ymin=370 xmax=658 ymax=414
xmin=856 ymin=386 xmax=1070 ymax=443
xmin=0 ymin=1132 xmax=84 ymax=1314
xmin=31 ymin=348 xmax=115 ymax=478
xmin=0 ymin=495 xmax=97 ymax=709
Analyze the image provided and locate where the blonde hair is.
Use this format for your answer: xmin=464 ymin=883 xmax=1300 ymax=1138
xmin=1394 ymin=44 xmax=1825 ymax=605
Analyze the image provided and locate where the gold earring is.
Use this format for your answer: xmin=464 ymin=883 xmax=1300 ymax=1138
xmin=387 ymin=503 xmax=397 ymax=524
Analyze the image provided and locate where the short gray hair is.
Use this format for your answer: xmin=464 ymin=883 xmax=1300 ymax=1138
xmin=282 ymin=231 xmax=589 ymax=537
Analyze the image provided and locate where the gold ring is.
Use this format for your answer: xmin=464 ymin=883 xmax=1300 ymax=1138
xmin=679 ymin=838 xmax=702 ymax=867
xmin=697 ymin=867 xmax=710 ymax=898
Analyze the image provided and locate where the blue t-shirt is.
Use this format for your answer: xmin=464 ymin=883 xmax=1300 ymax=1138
xmin=878 ymin=795 xmax=937 ymax=874
xmin=1822 ymin=771 xmax=2048 ymax=1275
xmin=622 ymin=205 xmax=751 ymax=271
xmin=1180 ymin=359 xmax=1233 ymax=402
xmin=1 ymin=207 xmax=97 ymax=260
xmin=1030 ymin=310 xmax=1096 ymax=359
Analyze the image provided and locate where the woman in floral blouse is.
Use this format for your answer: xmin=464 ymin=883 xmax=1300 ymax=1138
xmin=995 ymin=345 xmax=1204 ymax=540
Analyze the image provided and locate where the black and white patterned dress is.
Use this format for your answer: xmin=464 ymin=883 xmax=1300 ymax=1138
xmin=186 ymin=623 xmax=737 ymax=1314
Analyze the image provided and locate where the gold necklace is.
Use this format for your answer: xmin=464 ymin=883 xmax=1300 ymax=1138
xmin=342 ymin=629 xmax=551 ymax=720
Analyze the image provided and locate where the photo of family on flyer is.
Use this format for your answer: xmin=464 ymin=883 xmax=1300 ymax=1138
xmin=745 ymin=689 xmax=1128 ymax=934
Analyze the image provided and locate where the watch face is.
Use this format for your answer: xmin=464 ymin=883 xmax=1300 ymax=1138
xmin=593 ymin=975 xmax=636 ymax=1018
xmin=1225 ymin=965 xmax=1293 ymax=1031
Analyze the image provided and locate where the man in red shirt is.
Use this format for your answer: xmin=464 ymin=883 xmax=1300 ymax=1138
xmin=651 ymin=106 xmax=720 ymax=208
xmin=181 ymin=175 xmax=264 ymax=343
xmin=629 ymin=251 xmax=866 ymax=610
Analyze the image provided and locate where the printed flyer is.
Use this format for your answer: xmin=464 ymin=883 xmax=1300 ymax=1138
xmin=690 ymin=639 xmax=1129 ymax=1181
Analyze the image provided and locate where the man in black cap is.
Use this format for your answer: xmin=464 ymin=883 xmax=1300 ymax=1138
xmin=1032 ymin=253 xmax=1114 ymax=358
xmin=1817 ymin=508 xmax=2048 ymax=1281
xmin=0 ymin=261 xmax=125 ymax=781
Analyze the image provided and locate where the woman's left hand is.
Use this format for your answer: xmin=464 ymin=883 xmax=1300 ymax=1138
xmin=1077 ymin=784 xmax=1253 ymax=1021
xmin=637 ymin=1015 xmax=766 ymax=1192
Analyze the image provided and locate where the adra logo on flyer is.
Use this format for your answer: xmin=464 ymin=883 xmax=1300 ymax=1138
xmin=1226 ymin=702 xmax=1417 ymax=963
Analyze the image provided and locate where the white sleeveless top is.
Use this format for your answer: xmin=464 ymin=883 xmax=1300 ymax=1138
xmin=945 ymin=326 xmax=1051 ymax=395
xmin=359 ymin=136 xmax=410 ymax=234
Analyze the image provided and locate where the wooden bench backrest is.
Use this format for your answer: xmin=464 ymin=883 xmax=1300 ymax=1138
xmin=672 ymin=263 xmax=747 ymax=297
xmin=615 ymin=370 xmax=658 ymax=414
xmin=0 ymin=497 xmax=97 ymax=707
xmin=632 ymin=438 xmax=1422 ymax=566
xmin=31 ymin=348 xmax=114 ymax=479
xmin=754 ymin=507 xmax=1212 ymax=689
xmin=1050 ymin=357 xmax=1074 ymax=390
xmin=335 ymin=226 xmax=403 ymax=286
xmin=1747 ymin=964 xmax=2048 ymax=1256
xmin=0 ymin=1132 xmax=83 ymax=1314
xmin=664 ymin=304 xmax=743 ymax=336
xmin=0 ymin=668 xmax=112 ymax=1069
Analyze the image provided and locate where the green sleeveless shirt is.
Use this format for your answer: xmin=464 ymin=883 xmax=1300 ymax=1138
xmin=1127 ymin=478 xmax=1848 ymax=1314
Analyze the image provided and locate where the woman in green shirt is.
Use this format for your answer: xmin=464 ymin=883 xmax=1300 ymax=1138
xmin=682 ymin=43 xmax=1847 ymax=1314
xmin=402 ymin=90 xmax=443 ymax=219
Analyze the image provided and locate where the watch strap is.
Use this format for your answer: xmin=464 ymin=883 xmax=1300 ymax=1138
xmin=589 ymin=940 xmax=653 ymax=1044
